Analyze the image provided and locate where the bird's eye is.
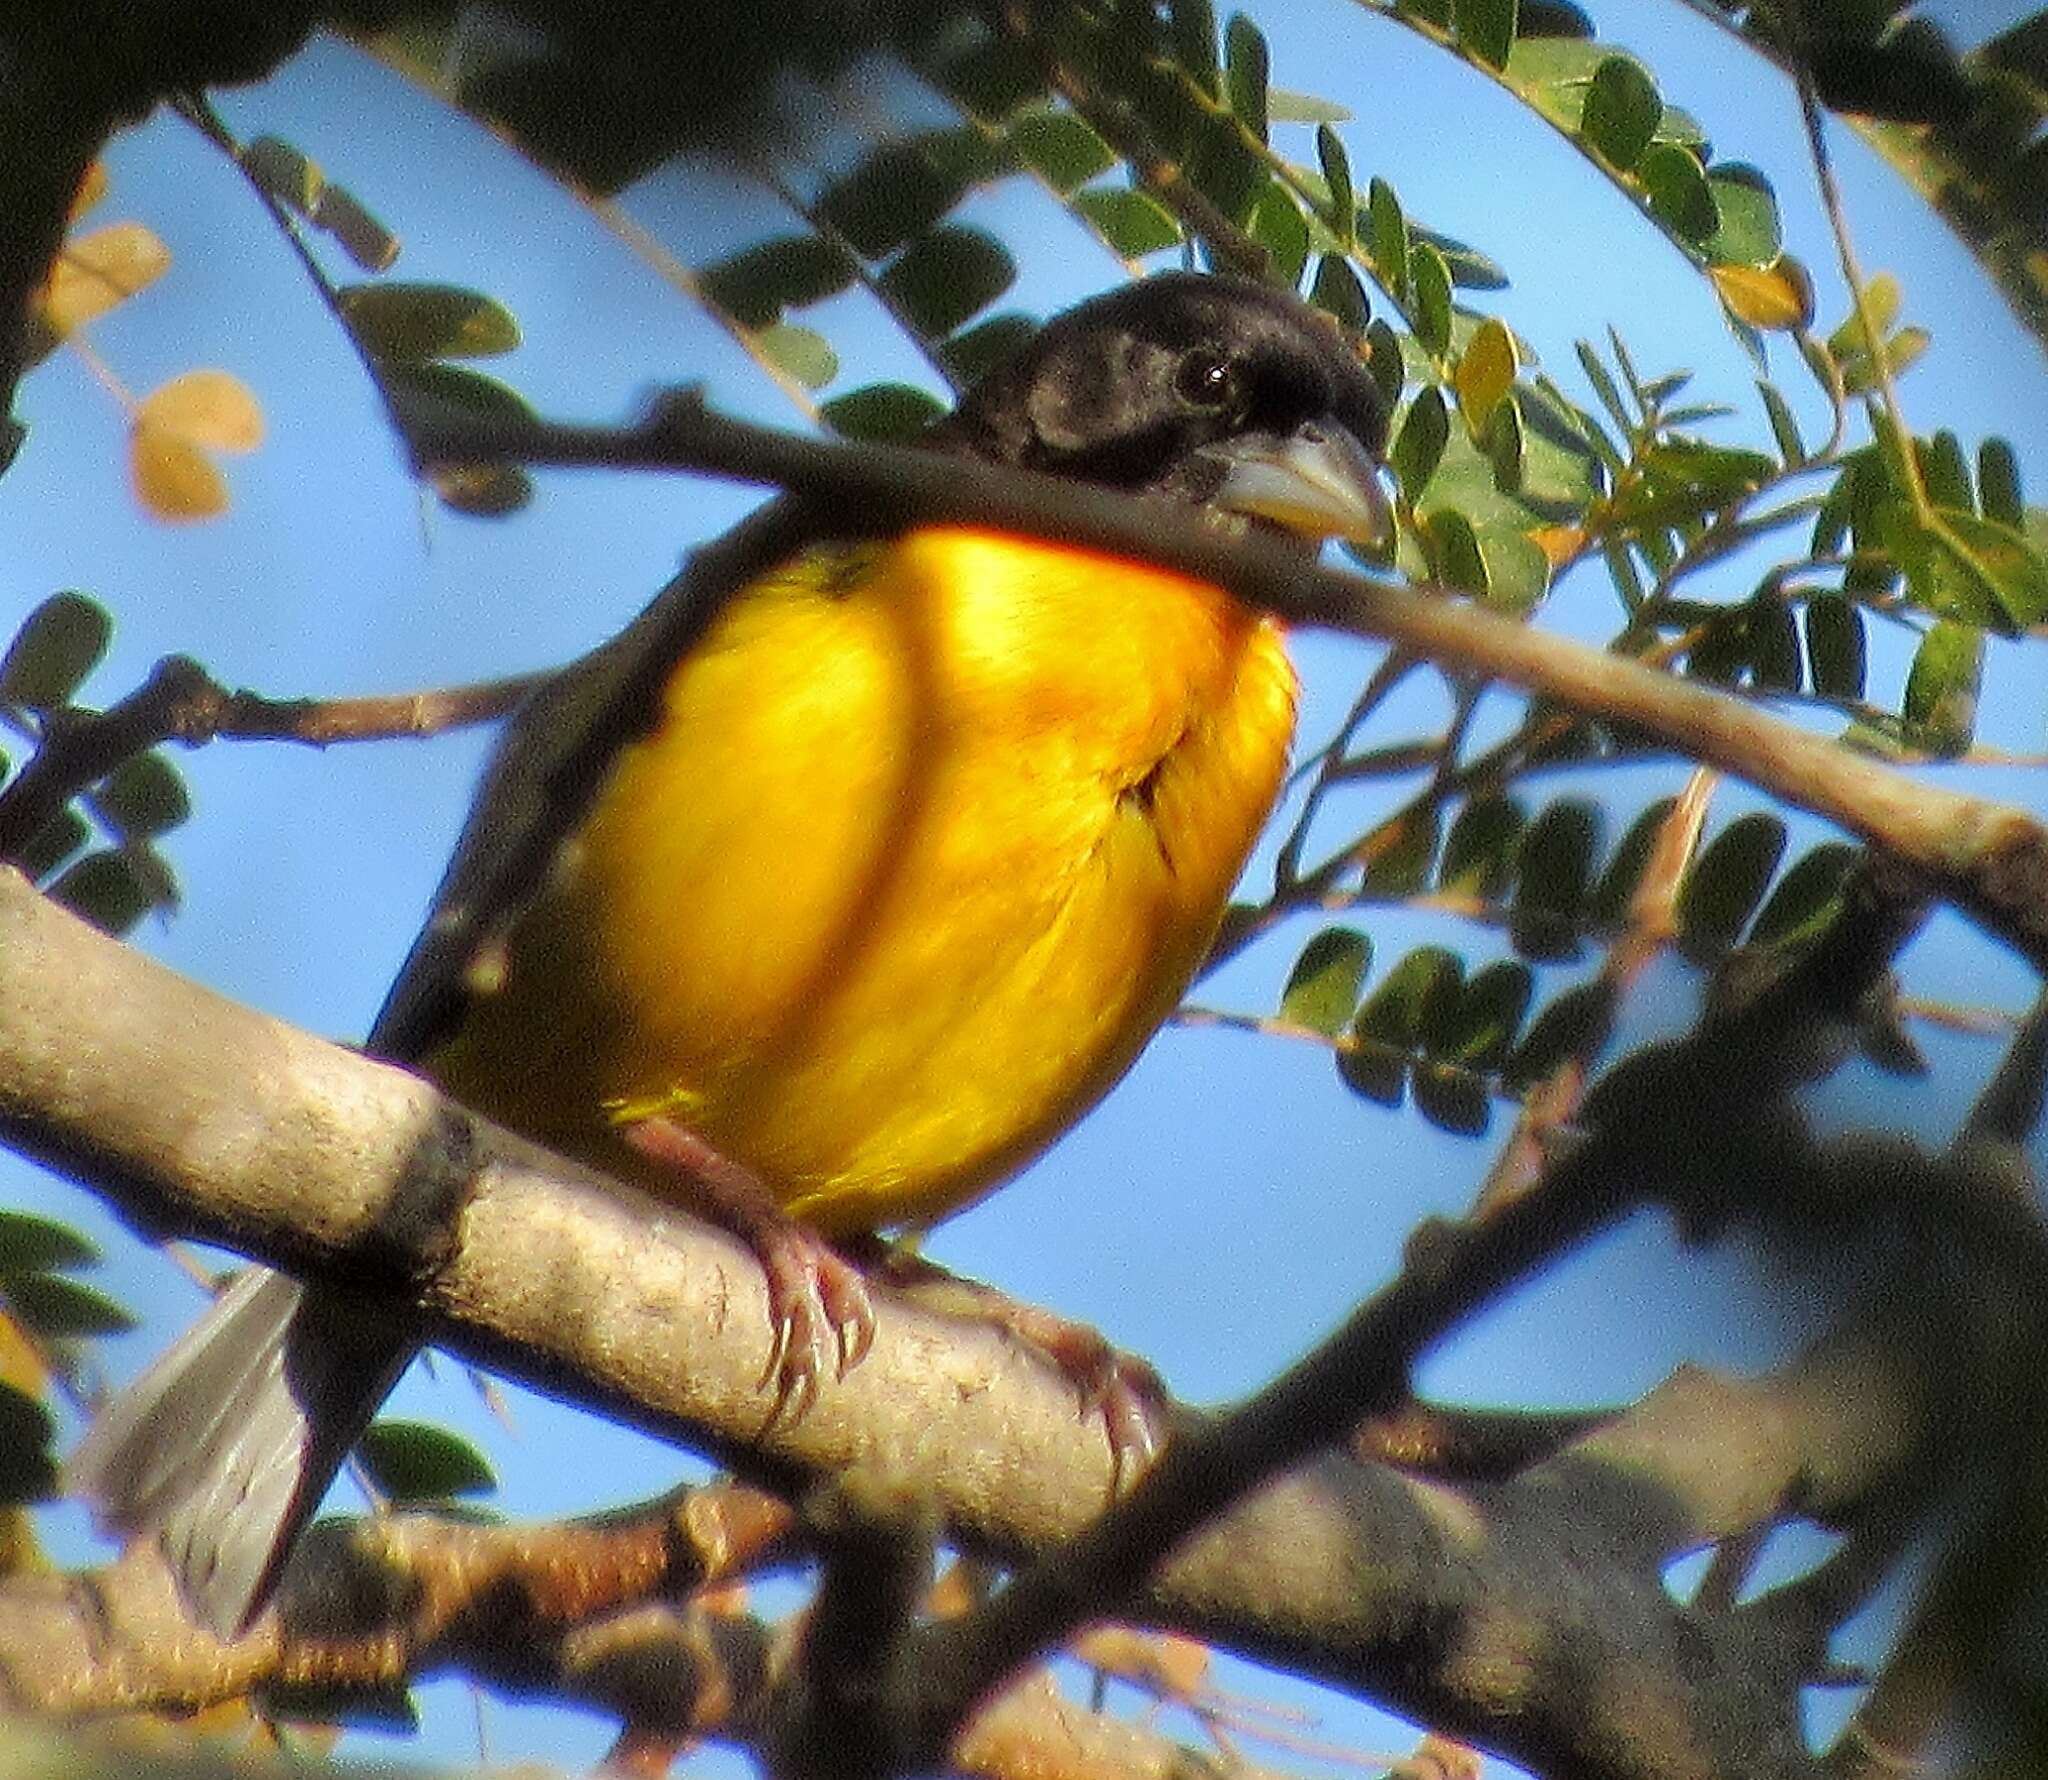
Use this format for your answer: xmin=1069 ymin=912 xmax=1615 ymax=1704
xmin=1175 ymin=349 xmax=1240 ymax=411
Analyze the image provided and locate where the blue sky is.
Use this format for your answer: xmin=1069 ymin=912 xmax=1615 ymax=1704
xmin=3 ymin=2 xmax=2045 ymax=1771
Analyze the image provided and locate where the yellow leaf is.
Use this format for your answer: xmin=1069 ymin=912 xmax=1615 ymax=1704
xmin=36 ymin=221 xmax=171 ymax=336
xmin=138 ymin=369 xmax=265 ymax=453
xmin=1709 ymin=257 xmax=1813 ymax=331
xmin=1528 ymin=524 xmax=1587 ymax=567
xmin=68 ymin=160 xmax=108 ymax=224
xmin=1454 ymin=316 xmax=1517 ymax=436
xmin=130 ymin=421 xmax=229 ymax=521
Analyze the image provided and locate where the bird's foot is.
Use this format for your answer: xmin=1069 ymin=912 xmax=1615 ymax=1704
xmin=871 ymin=1244 xmax=1168 ymax=1486
xmin=622 ymin=1117 xmax=877 ymax=1424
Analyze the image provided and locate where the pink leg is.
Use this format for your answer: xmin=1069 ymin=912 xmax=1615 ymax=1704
xmin=623 ymin=1117 xmax=877 ymax=1424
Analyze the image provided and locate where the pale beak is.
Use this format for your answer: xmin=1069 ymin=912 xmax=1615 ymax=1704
xmin=1207 ymin=420 xmax=1392 ymax=547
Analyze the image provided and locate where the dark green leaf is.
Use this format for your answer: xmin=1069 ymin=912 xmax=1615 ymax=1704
xmin=1310 ymin=255 xmax=1371 ymax=330
xmin=1 ymin=593 xmax=110 ymax=710
xmin=1511 ymin=798 xmax=1599 ymax=959
xmin=240 ymin=135 xmax=322 ymax=214
xmin=386 ymin=360 xmax=536 ymax=424
xmin=1920 ymin=431 xmax=1973 ymax=511
xmin=1454 ymin=0 xmax=1519 ymax=69
xmin=1366 ymin=317 xmax=1404 ymax=411
xmin=1589 ymin=795 xmax=1677 ymax=922
xmin=0 ymin=1382 xmax=56 ymax=1504
xmin=1678 ymin=812 xmax=1788 ymax=958
xmin=1440 ymin=794 xmax=1525 ymax=896
xmin=0 ymin=1212 xmax=98 ymax=1276
xmin=1521 ymin=1 xmax=1592 ymax=33
xmin=1413 ymin=1062 xmax=1491 ymax=1135
xmin=698 ymin=235 xmax=857 ymax=327
xmin=1482 ymin=392 xmax=1525 ymax=495
xmin=1365 ymin=805 xmax=1442 ymax=896
xmin=1502 ymin=981 xmax=1613 ymax=1089
xmin=1702 ymin=163 xmax=1782 ymax=266
xmin=1758 ymin=380 xmax=1805 ymax=464
xmin=1424 ymin=507 xmax=1488 ymax=595
xmin=929 ymin=32 xmax=1043 ymax=119
xmin=1336 ymin=1038 xmax=1406 ymax=1105
xmin=938 ymin=313 xmax=1036 ymax=386
xmin=1639 ymin=142 xmax=1718 ymax=242
xmin=49 ymin=851 xmax=161 ymax=935
xmin=1978 ymin=438 xmax=2023 ymax=526
xmin=1580 ymin=55 xmax=1661 ymax=168
xmin=1367 ymin=178 xmax=1408 ymax=297
xmin=1316 ymin=125 xmax=1354 ymax=242
xmin=1007 ymin=111 xmax=1113 ymax=195
xmin=1247 ymin=185 xmax=1309 ymax=287
xmin=1391 ymin=386 xmax=1450 ymax=500
xmin=1170 ymin=0 xmax=1222 ymax=95
xmin=1439 ymin=960 xmax=1534 ymax=1067
xmin=1409 ymin=241 xmax=1453 ymax=356
xmin=1747 ymin=842 xmax=1859 ymax=950
xmin=1747 ymin=595 xmax=1802 ymax=692
xmin=1574 ymin=340 xmax=1632 ymax=435
xmin=337 ymin=284 xmax=519 ymax=361
xmin=6 ymin=1272 xmax=135 ymax=1336
xmin=1413 ymin=226 xmax=1510 ymax=290
xmin=309 ymin=182 xmax=399 ymax=273
xmin=1072 ymin=187 xmax=1183 ymax=256
xmin=818 ymin=140 xmax=971 ymax=257
xmin=1606 ymin=438 xmax=1774 ymax=530
xmin=820 ymin=383 xmax=948 ymax=442
xmin=1901 ymin=619 xmax=1982 ymax=756
xmin=878 ymin=226 xmax=1015 ymax=339
xmin=95 ymin=752 xmax=190 ymax=840
xmin=1804 ymin=594 xmax=1866 ymax=699
xmin=359 ymin=1419 xmax=497 ymax=1502
xmin=430 ymin=462 xmax=534 ymax=518
xmin=261 ymin=1680 xmax=422 ymax=1732
xmin=17 ymin=808 xmax=88 ymax=882
xmin=1355 ymin=944 xmax=1462 ymax=1054
xmin=1280 ymin=928 xmax=1373 ymax=1034
xmin=1225 ymin=13 xmax=1271 ymax=141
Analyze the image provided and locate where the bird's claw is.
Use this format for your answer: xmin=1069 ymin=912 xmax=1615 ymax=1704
xmin=755 ymin=1227 xmax=878 ymax=1428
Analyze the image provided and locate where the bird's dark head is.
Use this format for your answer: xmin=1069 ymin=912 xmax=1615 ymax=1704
xmin=934 ymin=272 xmax=1392 ymax=548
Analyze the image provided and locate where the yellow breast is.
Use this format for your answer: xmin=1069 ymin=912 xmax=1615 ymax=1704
xmin=424 ymin=525 xmax=1297 ymax=1236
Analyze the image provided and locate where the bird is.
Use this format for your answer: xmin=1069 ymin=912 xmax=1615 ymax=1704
xmin=67 ymin=271 xmax=1391 ymax=1637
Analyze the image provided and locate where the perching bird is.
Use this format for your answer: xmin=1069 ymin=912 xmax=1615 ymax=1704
xmin=68 ymin=272 xmax=1391 ymax=1636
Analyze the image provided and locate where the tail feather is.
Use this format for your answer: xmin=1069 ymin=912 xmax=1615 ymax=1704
xmin=67 ymin=1267 xmax=412 ymax=1637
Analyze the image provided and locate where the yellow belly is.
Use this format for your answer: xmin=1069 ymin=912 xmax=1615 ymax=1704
xmin=424 ymin=525 xmax=1297 ymax=1236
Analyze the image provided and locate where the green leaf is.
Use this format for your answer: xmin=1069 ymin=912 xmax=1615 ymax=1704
xmin=1511 ymin=798 xmax=1599 ymax=959
xmin=1355 ymin=944 xmax=1462 ymax=1056
xmin=1901 ymin=618 xmax=1982 ymax=757
xmin=938 ymin=313 xmax=1036 ymax=386
xmin=17 ymin=809 xmax=87 ymax=882
xmin=1747 ymin=842 xmax=1860 ymax=950
xmin=1579 ymin=55 xmax=1661 ymax=169
xmin=261 ymin=1681 xmax=421 ymax=1733
xmin=1072 ymin=187 xmax=1183 ymax=256
xmin=1413 ymin=1062 xmax=1491 ymax=1136
xmin=1225 ymin=12 xmax=1271 ymax=142
xmin=1928 ymin=510 xmax=2048 ymax=627
xmin=1503 ymin=981 xmax=1614 ymax=1089
xmin=1409 ymin=241 xmax=1454 ymax=356
xmin=1747 ymin=595 xmax=1802 ymax=693
xmin=1280 ymin=927 xmax=1373 ymax=1034
xmin=1574 ymin=340 xmax=1632 ymax=435
xmin=241 ymin=135 xmax=323 ymax=215
xmin=1366 ymin=806 xmax=1442 ymax=896
xmin=1267 ymin=88 xmax=1354 ymax=123
xmin=1 ymin=593 xmax=110 ymax=710
xmin=1367 ymin=178 xmax=1409 ymax=296
xmin=698 ymin=235 xmax=857 ymax=327
xmin=1391 ymin=386 xmax=1450 ymax=500
xmin=1758 ymin=380 xmax=1805 ymax=465
xmin=383 ymin=363 xmax=537 ymax=518
xmin=1589 ymin=796 xmax=1677 ymax=922
xmin=820 ymin=383 xmax=948 ymax=443
xmin=1007 ymin=110 xmax=1114 ymax=195
xmin=359 ymin=1419 xmax=497 ymax=1502
xmin=1366 ymin=317 xmax=1405 ymax=411
xmin=1978 ymin=438 xmax=2023 ymax=526
xmin=1248 ymin=185 xmax=1310 ymax=287
xmin=1804 ymin=594 xmax=1866 ymax=699
xmin=878 ymin=226 xmax=1015 ymax=339
xmin=1838 ymin=325 xmax=1931 ymax=395
xmin=755 ymin=322 xmax=837 ymax=390
xmin=1455 ymin=316 xmax=1517 ymax=436
xmin=1919 ymin=431 xmax=1973 ymax=511
xmin=1440 ymin=794 xmax=1525 ymax=896
xmin=1828 ymin=272 xmax=1904 ymax=361
xmin=0 ymin=1382 xmax=56 ymax=1504
xmin=95 ymin=752 xmax=190 ymax=840
xmin=1678 ymin=812 xmax=1788 ymax=958
xmin=1170 ymin=0 xmax=1222 ymax=95
xmin=49 ymin=851 xmax=162 ymax=936
xmin=817 ymin=139 xmax=973 ymax=258
xmin=0 ymin=1212 xmax=98 ymax=1276
xmin=1440 ymin=960 xmax=1534 ymax=1068
xmin=1423 ymin=506 xmax=1488 ymax=595
xmin=337 ymin=283 xmax=520 ymax=361
xmin=6 ymin=1273 xmax=135 ymax=1337
xmin=1454 ymin=0 xmax=1519 ymax=69
xmin=310 ymin=182 xmax=399 ymax=273
xmin=1310 ymin=255 xmax=1371 ymax=330
xmin=1414 ymin=226 xmax=1510 ymax=292
xmin=1606 ymin=438 xmax=1774 ymax=530
xmin=1639 ymin=142 xmax=1718 ymax=241
xmin=1702 ymin=164 xmax=1782 ymax=266
xmin=1316 ymin=125 xmax=1354 ymax=243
